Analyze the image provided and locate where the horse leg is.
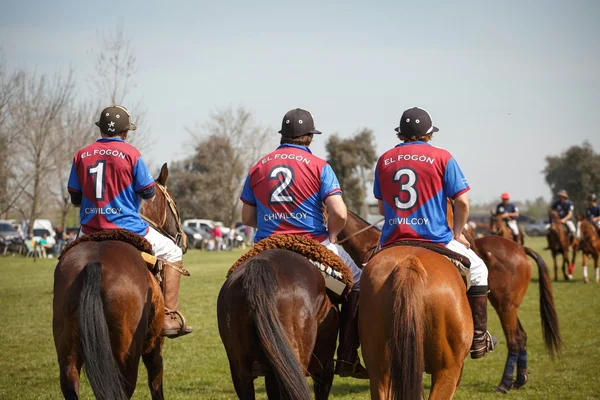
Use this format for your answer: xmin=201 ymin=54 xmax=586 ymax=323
xmin=562 ymin=251 xmax=570 ymax=281
xmin=551 ymin=251 xmax=558 ymax=282
xmin=310 ymin=305 xmax=338 ymax=400
xmin=582 ymin=252 xmax=589 ymax=284
xmin=513 ymin=318 xmax=529 ymax=390
xmin=265 ymin=374 xmax=283 ymax=399
xmin=595 ymin=253 xmax=600 ymax=283
xmin=429 ymin=368 xmax=463 ymax=400
xmin=142 ymin=338 xmax=164 ymax=400
xmin=58 ymin=357 xmax=82 ymax=400
xmin=230 ymin=363 xmax=256 ymax=400
xmin=492 ymin=307 xmax=520 ymax=393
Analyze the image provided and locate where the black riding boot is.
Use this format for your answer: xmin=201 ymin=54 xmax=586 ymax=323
xmin=468 ymin=285 xmax=497 ymax=359
xmin=334 ymin=290 xmax=369 ymax=379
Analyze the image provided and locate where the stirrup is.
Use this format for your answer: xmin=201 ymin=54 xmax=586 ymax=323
xmin=335 ymin=358 xmax=369 ymax=379
xmin=162 ymin=309 xmax=192 ymax=338
xmin=484 ymin=330 xmax=497 ymax=352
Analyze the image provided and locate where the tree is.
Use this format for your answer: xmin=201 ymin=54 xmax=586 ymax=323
xmin=171 ymin=106 xmax=271 ymax=224
xmin=544 ymin=141 xmax=600 ymax=214
xmin=326 ymin=129 xmax=377 ymax=216
xmin=521 ymin=197 xmax=550 ymax=221
xmin=91 ymin=22 xmax=148 ymax=151
xmin=9 ymin=70 xmax=75 ymax=235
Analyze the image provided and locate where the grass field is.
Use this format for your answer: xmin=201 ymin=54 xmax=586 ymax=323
xmin=0 ymin=236 xmax=599 ymax=399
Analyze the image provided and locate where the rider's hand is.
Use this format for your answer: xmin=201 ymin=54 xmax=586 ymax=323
xmin=456 ymin=233 xmax=471 ymax=249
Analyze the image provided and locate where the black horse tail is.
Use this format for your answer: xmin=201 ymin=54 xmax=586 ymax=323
xmin=524 ymin=247 xmax=564 ymax=358
xmin=242 ymin=258 xmax=311 ymax=400
xmin=78 ymin=262 xmax=127 ymax=400
xmin=389 ymin=255 xmax=427 ymax=400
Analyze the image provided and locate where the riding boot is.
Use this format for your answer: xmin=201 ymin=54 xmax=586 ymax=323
xmin=162 ymin=261 xmax=193 ymax=338
xmin=334 ymin=291 xmax=369 ymax=379
xmin=468 ymin=286 xmax=497 ymax=359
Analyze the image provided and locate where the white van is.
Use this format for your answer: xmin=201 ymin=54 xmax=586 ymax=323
xmin=183 ymin=219 xmax=215 ymax=234
xmin=33 ymin=219 xmax=56 ymax=237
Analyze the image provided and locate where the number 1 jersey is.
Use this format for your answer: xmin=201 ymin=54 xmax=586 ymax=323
xmin=67 ymin=137 xmax=155 ymax=235
xmin=240 ymin=144 xmax=342 ymax=242
xmin=373 ymin=141 xmax=469 ymax=246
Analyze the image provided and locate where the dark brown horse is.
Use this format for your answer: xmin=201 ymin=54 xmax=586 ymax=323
xmin=52 ymin=164 xmax=184 ymax=399
xmin=489 ymin=213 xmax=524 ymax=245
xmin=547 ymin=210 xmax=574 ymax=281
xmin=217 ymin=249 xmax=339 ymax=399
xmin=340 ymin=210 xmax=562 ymax=394
xmin=360 ymin=244 xmax=472 ymax=399
xmin=573 ymin=217 xmax=600 ymax=284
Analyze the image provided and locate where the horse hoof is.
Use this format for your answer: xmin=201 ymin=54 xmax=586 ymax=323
xmin=513 ymin=373 xmax=529 ymax=389
xmin=494 ymin=384 xmax=511 ymax=394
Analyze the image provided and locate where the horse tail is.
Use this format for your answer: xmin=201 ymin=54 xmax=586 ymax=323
xmin=242 ymin=258 xmax=311 ymax=400
xmin=389 ymin=255 xmax=427 ymax=400
xmin=78 ymin=262 xmax=127 ymax=400
xmin=523 ymin=247 xmax=564 ymax=358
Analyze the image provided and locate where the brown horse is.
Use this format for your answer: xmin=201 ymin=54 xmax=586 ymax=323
xmin=573 ymin=217 xmax=600 ymax=283
xmin=546 ymin=210 xmax=574 ymax=281
xmin=217 ymin=249 xmax=339 ymax=399
xmin=52 ymin=164 xmax=185 ymax=399
xmin=340 ymin=210 xmax=562 ymax=394
xmin=359 ymin=244 xmax=472 ymax=399
xmin=489 ymin=213 xmax=524 ymax=245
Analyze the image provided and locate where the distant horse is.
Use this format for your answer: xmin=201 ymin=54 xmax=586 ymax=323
xmin=52 ymin=163 xmax=185 ymax=399
xmin=340 ymin=210 xmax=562 ymax=394
xmin=546 ymin=210 xmax=574 ymax=281
xmin=489 ymin=213 xmax=524 ymax=245
xmin=359 ymin=243 xmax=472 ymax=399
xmin=217 ymin=249 xmax=339 ymax=400
xmin=573 ymin=217 xmax=600 ymax=284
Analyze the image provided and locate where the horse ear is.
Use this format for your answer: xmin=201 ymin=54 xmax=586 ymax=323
xmin=157 ymin=163 xmax=168 ymax=185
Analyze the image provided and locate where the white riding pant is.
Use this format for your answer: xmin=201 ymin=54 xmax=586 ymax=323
xmin=445 ymin=239 xmax=488 ymax=287
xmin=79 ymin=226 xmax=182 ymax=263
xmin=321 ymin=238 xmax=361 ymax=291
xmin=565 ymin=220 xmax=576 ymax=235
xmin=507 ymin=220 xmax=520 ymax=236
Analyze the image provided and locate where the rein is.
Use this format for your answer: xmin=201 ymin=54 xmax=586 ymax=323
xmin=141 ymin=182 xmax=186 ymax=251
xmin=337 ymin=218 xmax=384 ymax=245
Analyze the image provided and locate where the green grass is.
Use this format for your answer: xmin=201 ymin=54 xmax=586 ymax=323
xmin=0 ymin=237 xmax=599 ymax=399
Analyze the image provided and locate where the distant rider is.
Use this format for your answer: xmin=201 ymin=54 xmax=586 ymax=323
xmin=550 ymin=190 xmax=576 ymax=240
xmin=585 ymin=194 xmax=600 ymax=228
xmin=496 ymin=192 xmax=520 ymax=241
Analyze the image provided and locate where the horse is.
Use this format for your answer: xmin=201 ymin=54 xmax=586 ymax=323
xmin=340 ymin=210 xmax=562 ymax=394
xmin=489 ymin=213 xmax=524 ymax=245
xmin=359 ymin=238 xmax=473 ymax=399
xmin=217 ymin=248 xmax=339 ymax=400
xmin=546 ymin=210 xmax=575 ymax=281
xmin=52 ymin=163 xmax=186 ymax=400
xmin=573 ymin=216 xmax=600 ymax=284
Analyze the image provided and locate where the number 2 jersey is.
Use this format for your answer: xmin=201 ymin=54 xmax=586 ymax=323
xmin=374 ymin=141 xmax=470 ymax=246
xmin=67 ymin=137 xmax=155 ymax=235
xmin=240 ymin=144 xmax=342 ymax=242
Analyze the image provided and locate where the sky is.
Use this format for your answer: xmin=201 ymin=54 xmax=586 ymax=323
xmin=2 ymin=0 xmax=599 ymax=204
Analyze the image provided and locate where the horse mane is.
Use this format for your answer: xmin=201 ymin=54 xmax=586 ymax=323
xmin=579 ymin=219 xmax=599 ymax=241
xmin=60 ymin=229 xmax=153 ymax=259
xmin=549 ymin=210 xmax=561 ymax=223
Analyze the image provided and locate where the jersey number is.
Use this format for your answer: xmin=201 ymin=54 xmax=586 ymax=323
xmin=88 ymin=160 xmax=106 ymax=201
xmin=269 ymin=166 xmax=295 ymax=204
xmin=393 ymin=168 xmax=418 ymax=210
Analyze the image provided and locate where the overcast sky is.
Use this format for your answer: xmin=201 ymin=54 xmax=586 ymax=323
xmin=2 ymin=0 xmax=598 ymax=204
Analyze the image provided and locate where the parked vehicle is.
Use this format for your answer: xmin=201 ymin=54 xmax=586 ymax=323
xmin=183 ymin=226 xmax=210 ymax=249
xmin=33 ymin=219 xmax=56 ymax=238
xmin=0 ymin=222 xmax=24 ymax=248
xmin=524 ymin=220 xmax=548 ymax=237
xmin=183 ymin=219 xmax=216 ymax=234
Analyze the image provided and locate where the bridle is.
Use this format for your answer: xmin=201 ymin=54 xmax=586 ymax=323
xmin=141 ymin=182 xmax=187 ymax=253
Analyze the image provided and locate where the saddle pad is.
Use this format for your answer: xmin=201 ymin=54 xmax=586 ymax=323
xmin=228 ymin=234 xmax=353 ymax=297
xmin=59 ymin=229 xmax=153 ymax=259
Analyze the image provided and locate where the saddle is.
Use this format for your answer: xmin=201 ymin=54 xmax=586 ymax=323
xmin=379 ymin=240 xmax=472 ymax=291
xmin=59 ymin=229 xmax=189 ymax=283
xmin=228 ymin=234 xmax=353 ymax=298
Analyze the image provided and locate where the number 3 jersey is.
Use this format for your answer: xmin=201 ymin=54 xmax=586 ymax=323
xmin=373 ymin=141 xmax=470 ymax=246
xmin=67 ymin=138 xmax=155 ymax=235
xmin=240 ymin=144 xmax=342 ymax=242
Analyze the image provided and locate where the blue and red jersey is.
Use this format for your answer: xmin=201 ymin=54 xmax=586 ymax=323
xmin=240 ymin=144 xmax=342 ymax=242
xmin=374 ymin=141 xmax=469 ymax=246
xmin=67 ymin=138 xmax=155 ymax=235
